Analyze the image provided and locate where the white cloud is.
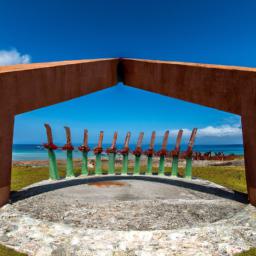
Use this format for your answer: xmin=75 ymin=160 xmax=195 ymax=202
xmin=157 ymin=124 xmax=242 ymax=138
xmin=0 ymin=49 xmax=31 ymax=66
xmin=198 ymin=125 xmax=241 ymax=137
xmin=172 ymin=124 xmax=242 ymax=138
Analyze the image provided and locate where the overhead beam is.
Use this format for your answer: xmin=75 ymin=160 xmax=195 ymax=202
xmin=0 ymin=58 xmax=119 ymax=115
xmin=121 ymin=58 xmax=256 ymax=115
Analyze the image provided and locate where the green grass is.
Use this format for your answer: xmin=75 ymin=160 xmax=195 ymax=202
xmin=235 ymin=248 xmax=256 ymax=256
xmin=11 ymin=165 xmax=248 ymax=193
xmin=188 ymin=166 xmax=247 ymax=193
xmin=11 ymin=166 xmax=81 ymax=191
xmin=0 ymin=244 xmax=26 ymax=256
xmin=0 ymin=164 xmax=253 ymax=255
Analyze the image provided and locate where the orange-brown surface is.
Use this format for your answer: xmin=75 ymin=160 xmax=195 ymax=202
xmin=0 ymin=57 xmax=256 ymax=205
xmin=88 ymin=181 xmax=127 ymax=187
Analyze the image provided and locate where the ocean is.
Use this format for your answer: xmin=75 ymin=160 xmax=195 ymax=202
xmin=12 ymin=144 xmax=244 ymax=161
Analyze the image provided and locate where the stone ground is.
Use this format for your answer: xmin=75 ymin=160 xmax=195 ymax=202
xmin=0 ymin=175 xmax=256 ymax=256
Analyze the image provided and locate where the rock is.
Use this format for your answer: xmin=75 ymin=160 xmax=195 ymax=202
xmin=51 ymin=246 xmax=66 ymax=256
xmin=0 ymin=235 xmax=9 ymax=242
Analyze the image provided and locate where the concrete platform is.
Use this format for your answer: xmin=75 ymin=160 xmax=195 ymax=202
xmin=9 ymin=175 xmax=248 ymax=231
xmin=0 ymin=176 xmax=255 ymax=256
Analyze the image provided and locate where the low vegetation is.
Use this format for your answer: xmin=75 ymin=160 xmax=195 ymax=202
xmin=11 ymin=164 xmax=248 ymax=194
xmin=0 ymin=164 xmax=252 ymax=255
xmin=0 ymin=245 xmax=26 ymax=256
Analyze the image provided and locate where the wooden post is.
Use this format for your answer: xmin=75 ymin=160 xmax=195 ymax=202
xmin=171 ymin=130 xmax=183 ymax=177
xmin=94 ymin=131 xmax=104 ymax=175
xmin=157 ymin=130 xmax=169 ymax=175
xmin=63 ymin=126 xmax=75 ymax=178
xmin=44 ymin=124 xmax=59 ymax=180
xmin=133 ymin=132 xmax=144 ymax=174
xmin=120 ymin=132 xmax=131 ymax=174
xmin=184 ymin=128 xmax=197 ymax=179
xmin=106 ymin=132 xmax=118 ymax=174
xmin=78 ymin=129 xmax=90 ymax=175
xmin=145 ymin=131 xmax=156 ymax=175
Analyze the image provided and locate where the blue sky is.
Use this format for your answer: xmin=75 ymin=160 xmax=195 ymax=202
xmin=1 ymin=0 xmax=254 ymax=145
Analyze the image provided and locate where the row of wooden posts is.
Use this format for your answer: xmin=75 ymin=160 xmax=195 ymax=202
xmin=43 ymin=124 xmax=197 ymax=180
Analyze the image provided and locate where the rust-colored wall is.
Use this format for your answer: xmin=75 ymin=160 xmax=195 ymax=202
xmin=121 ymin=58 xmax=256 ymax=115
xmin=0 ymin=58 xmax=118 ymax=115
xmin=0 ymin=57 xmax=256 ymax=206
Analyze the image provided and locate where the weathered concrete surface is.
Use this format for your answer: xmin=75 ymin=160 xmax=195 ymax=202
xmin=0 ymin=177 xmax=255 ymax=255
xmin=11 ymin=179 xmax=245 ymax=231
xmin=1 ymin=58 xmax=256 ymax=205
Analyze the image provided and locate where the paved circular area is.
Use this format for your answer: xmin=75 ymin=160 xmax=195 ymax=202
xmin=11 ymin=178 xmax=245 ymax=231
xmin=0 ymin=176 xmax=255 ymax=255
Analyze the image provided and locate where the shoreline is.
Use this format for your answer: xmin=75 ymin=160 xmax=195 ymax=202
xmin=12 ymin=155 xmax=245 ymax=168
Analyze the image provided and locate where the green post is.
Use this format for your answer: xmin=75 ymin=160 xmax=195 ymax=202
xmin=134 ymin=155 xmax=140 ymax=174
xmin=48 ymin=149 xmax=59 ymax=180
xmin=157 ymin=130 xmax=169 ymax=176
xmin=171 ymin=156 xmax=179 ymax=177
xmin=159 ymin=155 xmax=165 ymax=175
xmin=133 ymin=132 xmax=144 ymax=175
xmin=122 ymin=154 xmax=128 ymax=174
xmin=44 ymin=123 xmax=59 ymax=180
xmin=146 ymin=132 xmax=156 ymax=175
xmin=81 ymin=151 xmax=88 ymax=175
xmin=108 ymin=153 xmax=115 ymax=174
xmin=94 ymin=131 xmax=104 ymax=175
xmin=185 ymin=157 xmax=192 ymax=179
xmin=184 ymin=128 xmax=197 ymax=179
xmin=147 ymin=156 xmax=153 ymax=174
xmin=80 ymin=129 xmax=90 ymax=175
xmin=66 ymin=150 xmax=75 ymax=177
xmin=107 ymin=132 xmax=118 ymax=175
xmin=95 ymin=153 xmax=102 ymax=175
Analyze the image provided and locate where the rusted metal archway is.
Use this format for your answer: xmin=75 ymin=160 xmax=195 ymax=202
xmin=0 ymin=58 xmax=255 ymax=206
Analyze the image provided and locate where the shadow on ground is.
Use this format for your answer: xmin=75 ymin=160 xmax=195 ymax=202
xmin=10 ymin=175 xmax=248 ymax=204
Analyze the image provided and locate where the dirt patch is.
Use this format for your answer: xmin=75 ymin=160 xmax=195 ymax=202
xmin=88 ymin=181 xmax=127 ymax=187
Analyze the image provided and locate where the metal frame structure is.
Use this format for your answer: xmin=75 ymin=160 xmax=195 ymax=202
xmin=0 ymin=58 xmax=256 ymax=206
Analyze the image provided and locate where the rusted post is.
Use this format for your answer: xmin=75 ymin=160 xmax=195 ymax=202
xmin=106 ymin=132 xmax=118 ymax=174
xmin=157 ymin=130 xmax=169 ymax=175
xmin=93 ymin=131 xmax=104 ymax=175
xmin=0 ymin=114 xmax=14 ymax=207
xmin=171 ymin=130 xmax=183 ymax=177
xmin=62 ymin=126 xmax=75 ymax=178
xmin=119 ymin=132 xmax=131 ymax=174
xmin=241 ymin=113 xmax=256 ymax=206
xmin=144 ymin=131 xmax=156 ymax=175
xmin=78 ymin=129 xmax=90 ymax=175
xmin=133 ymin=132 xmax=144 ymax=175
xmin=43 ymin=124 xmax=59 ymax=180
xmin=183 ymin=128 xmax=197 ymax=179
